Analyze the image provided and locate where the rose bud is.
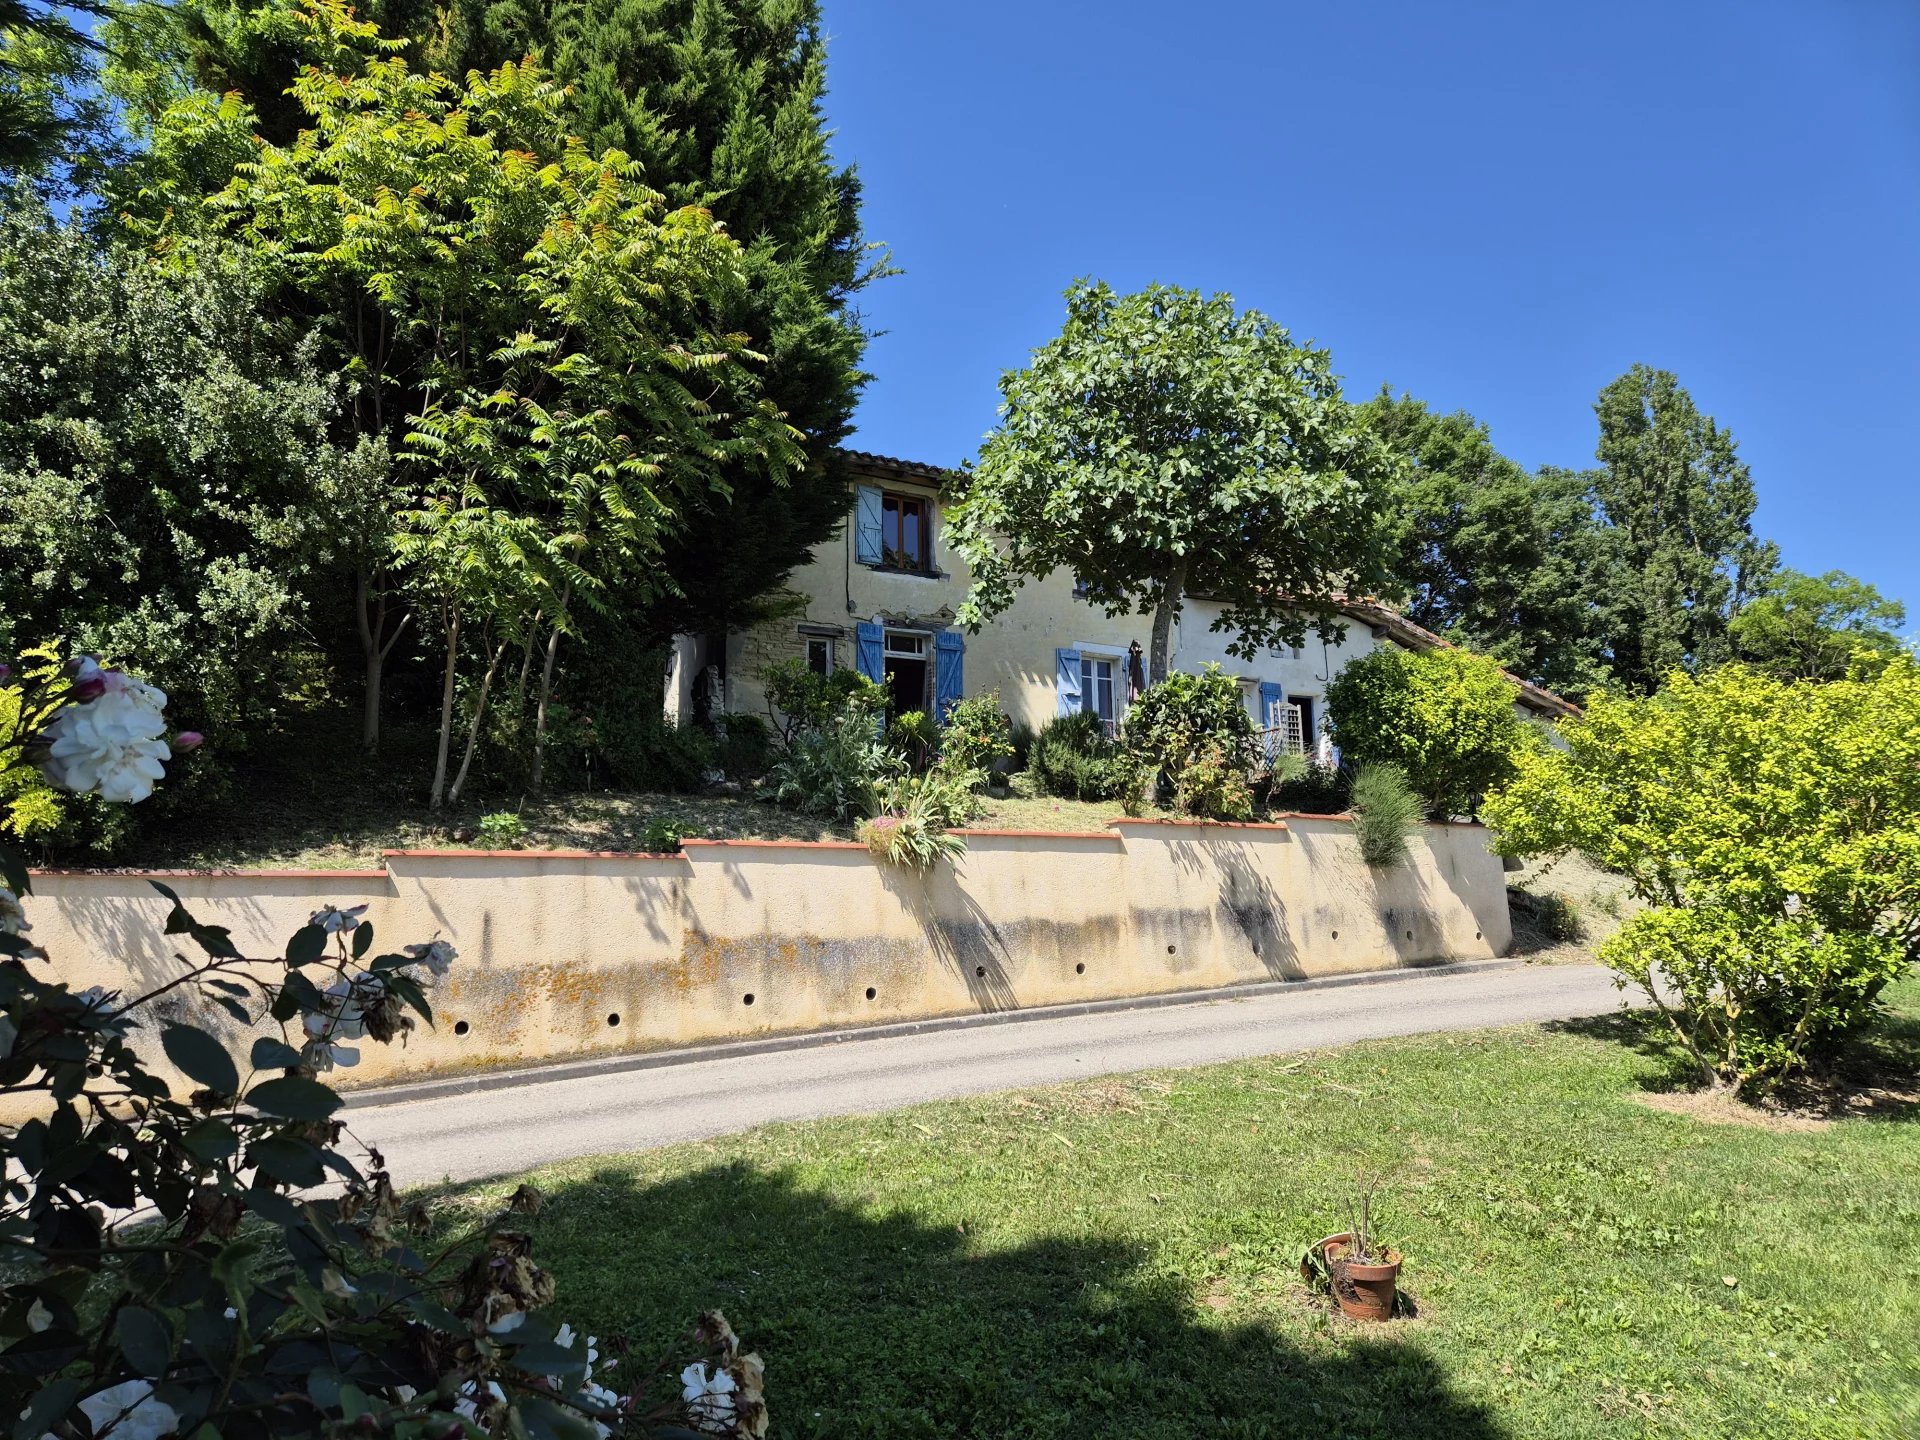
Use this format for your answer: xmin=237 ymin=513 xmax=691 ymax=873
xmin=173 ymin=731 xmax=204 ymax=751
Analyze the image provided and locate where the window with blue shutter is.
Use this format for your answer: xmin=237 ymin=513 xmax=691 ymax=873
xmin=1055 ymin=648 xmax=1083 ymax=716
xmin=1259 ymin=681 xmax=1283 ymax=729
xmin=933 ymin=630 xmax=965 ymax=720
xmin=855 ymin=622 xmax=884 ymax=682
xmin=854 ymin=486 xmax=883 ymax=566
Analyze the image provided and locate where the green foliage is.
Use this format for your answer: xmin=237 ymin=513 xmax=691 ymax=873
xmin=711 ymin=712 xmax=772 ymax=780
xmin=1594 ymin=364 xmax=1779 ymax=693
xmin=1267 ymin=760 xmax=1352 ymax=816
xmin=140 ymin=7 xmax=801 ymax=797
xmin=1122 ymin=666 xmax=1257 ymax=819
xmin=1729 ymin=567 xmax=1909 ymax=681
xmin=638 ymin=814 xmax=689 ymax=853
xmin=1363 ymin=390 xmax=1621 ymax=699
xmin=948 ymin=280 xmax=1399 ymax=683
xmin=764 ymin=710 xmax=891 ymax=820
xmin=862 ymin=771 xmax=970 ymax=870
xmin=476 ymin=810 xmax=527 ymax=850
xmin=1325 ymin=645 xmax=1534 ymax=819
xmin=939 ymin=691 xmax=1015 ymax=775
xmin=886 ymin=709 xmax=938 ymax=772
xmin=761 ymin=659 xmax=886 ymax=748
xmin=0 ymin=202 xmax=366 ymax=772
xmin=1483 ymin=660 xmax=1920 ymax=1090
xmin=0 ymin=0 xmax=118 ymax=195
xmin=1030 ymin=711 xmax=1131 ymax=802
xmin=1349 ymin=762 xmax=1421 ymax=868
xmin=129 ymin=0 xmax=875 ymax=648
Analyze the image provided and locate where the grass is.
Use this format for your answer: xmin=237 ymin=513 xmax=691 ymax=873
xmin=434 ymin=977 xmax=1920 ymax=1440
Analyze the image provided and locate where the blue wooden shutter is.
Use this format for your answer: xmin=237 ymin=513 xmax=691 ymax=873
xmin=1258 ymin=681 xmax=1282 ymax=729
xmin=855 ymin=622 xmax=884 ymax=682
xmin=1055 ymin=647 xmax=1083 ymax=716
xmin=933 ymin=630 xmax=965 ymax=720
xmin=854 ymin=485 xmax=883 ymax=565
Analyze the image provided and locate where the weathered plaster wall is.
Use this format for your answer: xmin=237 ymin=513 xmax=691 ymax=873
xmin=22 ymin=820 xmax=1511 ymax=1096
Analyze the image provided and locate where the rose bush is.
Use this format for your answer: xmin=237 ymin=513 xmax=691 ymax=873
xmin=0 ymin=650 xmax=768 ymax=1438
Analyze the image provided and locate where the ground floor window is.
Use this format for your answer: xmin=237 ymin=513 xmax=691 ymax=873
xmin=805 ymin=635 xmax=835 ymax=676
xmin=1080 ymin=655 xmax=1117 ymax=725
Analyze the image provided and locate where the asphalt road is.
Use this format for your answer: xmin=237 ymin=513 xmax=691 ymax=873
xmin=350 ymin=961 xmax=1626 ymax=1189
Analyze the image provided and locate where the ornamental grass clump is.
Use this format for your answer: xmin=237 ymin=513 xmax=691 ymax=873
xmin=1484 ymin=658 xmax=1920 ymax=1094
xmin=0 ymin=649 xmax=773 ymax=1439
xmin=1349 ymin=762 xmax=1422 ymax=868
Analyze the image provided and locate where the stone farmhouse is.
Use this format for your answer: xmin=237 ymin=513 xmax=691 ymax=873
xmin=667 ymin=450 xmax=1578 ymax=752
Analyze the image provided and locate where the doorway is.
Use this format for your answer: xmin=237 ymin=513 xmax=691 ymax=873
xmin=883 ymin=630 xmax=929 ymax=716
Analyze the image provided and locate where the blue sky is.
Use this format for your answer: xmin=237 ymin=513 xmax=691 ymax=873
xmin=819 ymin=1 xmax=1920 ymax=616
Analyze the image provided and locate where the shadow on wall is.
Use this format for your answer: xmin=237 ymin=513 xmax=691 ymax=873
xmin=877 ymin=863 xmax=1020 ymax=1012
xmin=511 ymin=1161 xmax=1512 ymax=1440
xmin=1162 ymin=832 xmax=1303 ymax=982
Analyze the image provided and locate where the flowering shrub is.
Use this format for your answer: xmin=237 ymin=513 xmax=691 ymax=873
xmin=0 ymin=651 xmax=770 ymax=1438
xmin=936 ymin=692 xmax=1014 ymax=776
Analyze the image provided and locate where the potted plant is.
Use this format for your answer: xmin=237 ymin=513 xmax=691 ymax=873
xmin=1302 ymin=1172 xmax=1403 ymax=1321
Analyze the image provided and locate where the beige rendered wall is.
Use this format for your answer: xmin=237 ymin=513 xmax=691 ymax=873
xmin=19 ymin=819 xmax=1511 ymax=1100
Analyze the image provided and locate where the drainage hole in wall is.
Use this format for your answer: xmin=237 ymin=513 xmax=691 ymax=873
xmin=1166 ymin=944 xmax=1176 ymax=955
xmin=864 ymin=986 xmax=877 ymax=1001
xmin=742 ymin=993 xmax=755 ymax=1006
xmin=453 ymin=1020 xmax=470 ymax=1037
xmin=975 ymin=965 xmax=986 ymax=978
xmin=606 ymin=1012 xmax=621 ymax=1028
xmin=1331 ymin=929 xmax=1339 ymax=940
xmin=1475 ymin=931 xmax=1483 ymax=941
xmin=1406 ymin=930 xmax=1414 ymax=940
xmin=1075 ymin=962 xmax=1085 ymax=975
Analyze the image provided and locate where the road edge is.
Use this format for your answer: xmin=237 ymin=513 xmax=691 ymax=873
xmin=343 ymin=957 xmax=1561 ymax=1111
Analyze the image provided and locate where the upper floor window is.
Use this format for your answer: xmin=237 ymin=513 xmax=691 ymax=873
xmin=883 ymin=492 xmax=929 ymax=570
xmin=855 ymin=484 xmax=934 ymax=573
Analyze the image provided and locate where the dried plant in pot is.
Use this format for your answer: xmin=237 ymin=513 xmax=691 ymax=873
xmin=1302 ymin=1171 xmax=1403 ymax=1321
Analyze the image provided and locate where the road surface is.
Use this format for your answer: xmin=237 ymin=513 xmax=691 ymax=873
xmin=350 ymin=960 xmax=1624 ymax=1188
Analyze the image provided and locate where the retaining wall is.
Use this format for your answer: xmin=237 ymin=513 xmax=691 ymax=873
xmin=22 ymin=817 xmax=1511 ymax=1093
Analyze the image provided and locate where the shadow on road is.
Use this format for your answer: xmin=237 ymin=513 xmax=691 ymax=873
xmin=509 ymin=1160 xmax=1512 ymax=1440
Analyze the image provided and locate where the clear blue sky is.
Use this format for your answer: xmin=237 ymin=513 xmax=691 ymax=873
xmin=819 ymin=1 xmax=1920 ymax=616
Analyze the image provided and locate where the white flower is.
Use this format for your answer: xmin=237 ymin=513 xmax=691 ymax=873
xmin=309 ymin=904 xmax=368 ymax=934
xmin=453 ymin=1380 xmax=506 ymax=1423
xmin=402 ymin=939 xmax=457 ymax=976
xmin=63 ymin=1380 xmax=180 ymax=1440
xmin=303 ymin=980 xmax=366 ymax=1042
xmin=321 ymin=1268 xmax=359 ymax=1300
xmin=25 ymin=1299 xmax=50 ymax=1333
xmin=303 ymin=1039 xmax=360 ymax=1072
xmin=1784 ymin=894 xmax=1804 ymax=916
xmin=0 ymin=888 xmax=29 ymax=937
xmin=681 ymin=1363 xmax=738 ymax=1432
xmin=38 ymin=680 xmax=171 ymax=805
xmin=556 ymin=1322 xmax=601 ymax=1372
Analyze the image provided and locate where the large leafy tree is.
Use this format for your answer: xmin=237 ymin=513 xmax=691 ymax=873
xmin=1593 ymin=364 xmax=1778 ymax=692
xmin=0 ymin=201 xmax=372 ymax=781
xmin=948 ymin=281 xmax=1400 ymax=684
xmin=147 ymin=4 xmax=801 ymax=799
xmin=1364 ymin=390 xmax=1621 ymax=698
xmin=0 ymin=0 xmax=116 ymax=192
xmin=120 ymin=0 xmax=874 ymax=653
xmin=1729 ymin=568 xmax=1909 ymax=681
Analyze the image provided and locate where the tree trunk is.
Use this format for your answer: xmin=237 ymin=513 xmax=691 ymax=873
xmin=447 ymin=639 xmax=508 ymax=806
xmin=429 ymin=605 xmax=461 ymax=810
xmin=529 ymin=589 xmax=569 ymax=794
xmin=1148 ymin=557 xmax=1189 ymax=685
xmin=355 ymin=567 xmax=409 ymax=755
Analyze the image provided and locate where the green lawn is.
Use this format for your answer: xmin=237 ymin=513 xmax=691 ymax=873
xmin=435 ymin=978 xmax=1920 ymax=1440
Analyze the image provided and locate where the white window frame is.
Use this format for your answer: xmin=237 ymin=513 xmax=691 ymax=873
xmin=804 ymin=635 xmax=835 ymax=676
xmin=883 ymin=630 xmax=928 ymax=659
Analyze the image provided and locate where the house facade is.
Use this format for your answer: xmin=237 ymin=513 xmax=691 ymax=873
xmin=669 ymin=450 xmax=1577 ymax=748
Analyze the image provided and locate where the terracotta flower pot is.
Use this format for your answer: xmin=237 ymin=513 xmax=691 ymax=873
xmin=1317 ymin=1232 xmax=1402 ymax=1322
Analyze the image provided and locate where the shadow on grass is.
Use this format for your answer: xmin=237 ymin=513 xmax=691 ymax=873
xmin=1546 ymin=1002 xmax=1920 ymax=1122
xmin=518 ymin=1161 xmax=1510 ymax=1440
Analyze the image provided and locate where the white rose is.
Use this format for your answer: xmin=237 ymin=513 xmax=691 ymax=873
xmin=54 ymin=1381 xmax=180 ymax=1440
xmin=39 ymin=682 xmax=171 ymax=805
